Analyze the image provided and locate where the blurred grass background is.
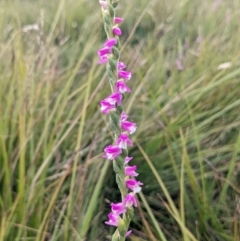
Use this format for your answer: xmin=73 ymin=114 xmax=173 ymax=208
xmin=0 ymin=0 xmax=240 ymax=240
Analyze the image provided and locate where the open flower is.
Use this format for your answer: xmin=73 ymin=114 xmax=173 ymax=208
xmin=105 ymin=212 xmax=119 ymax=226
xmin=123 ymin=193 xmax=137 ymax=208
xmin=118 ymin=61 xmax=126 ymax=69
xmin=100 ymin=100 xmax=116 ymax=114
xmin=115 ymin=81 xmax=131 ymax=93
xmin=126 ymin=179 xmax=143 ymax=193
xmin=125 ymin=165 xmax=138 ymax=177
xmin=111 ymin=202 xmax=126 ymax=215
xmin=98 ymin=46 xmax=112 ymax=57
xmin=116 ymin=133 xmax=133 ymax=149
xmin=104 ymin=38 xmax=118 ymax=47
xmin=121 ymin=120 xmax=137 ymax=134
xmin=105 ymin=92 xmax=122 ymax=106
xmin=118 ymin=70 xmax=131 ymax=80
xmin=121 ymin=111 xmax=129 ymax=121
xmin=98 ymin=55 xmax=108 ymax=64
xmin=103 ymin=145 xmax=122 ymax=160
xmin=125 ymin=156 xmax=133 ymax=164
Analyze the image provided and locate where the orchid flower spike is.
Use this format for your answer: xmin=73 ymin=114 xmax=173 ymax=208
xmin=98 ymin=0 xmax=143 ymax=238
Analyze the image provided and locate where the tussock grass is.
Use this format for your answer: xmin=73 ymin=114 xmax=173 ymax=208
xmin=0 ymin=0 xmax=240 ymax=240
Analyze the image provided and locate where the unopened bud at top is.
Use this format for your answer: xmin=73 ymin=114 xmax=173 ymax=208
xmin=99 ymin=0 xmax=108 ymax=8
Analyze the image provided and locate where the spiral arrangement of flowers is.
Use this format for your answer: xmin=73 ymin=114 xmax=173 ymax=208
xmin=98 ymin=1 xmax=143 ymax=240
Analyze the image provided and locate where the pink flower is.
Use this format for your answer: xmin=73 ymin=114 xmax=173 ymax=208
xmin=105 ymin=92 xmax=122 ymax=105
xmin=114 ymin=17 xmax=124 ymax=24
xmin=121 ymin=120 xmax=137 ymax=134
xmin=105 ymin=212 xmax=118 ymax=226
xmin=98 ymin=55 xmax=108 ymax=64
xmin=118 ymin=70 xmax=131 ymax=80
xmin=111 ymin=202 xmax=126 ymax=215
xmin=98 ymin=47 xmax=112 ymax=57
xmin=125 ymin=156 xmax=133 ymax=164
xmin=100 ymin=100 xmax=116 ymax=114
xmin=123 ymin=193 xmax=137 ymax=207
xmin=118 ymin=61 xmax=126 ymax=69
xmin=113 ymin=27 xmax=122 ymax=36
xmin=115 ymin=81 xmax=131 ymax=93
xmin=99 ymin=0 xmax=108 ymax=8
xmin=121 ymin=111 xmax=129 ymax=121
xmin=126 ymin=179 xmax=143 ymax=193
xmin=104 ymin=38 xmax=117 ymax=47
xmin=125 ymin=165 xmax=138 ymax=177
xmin=116 ymin=133 xmax=133 ymax=149
xmin=117 ymin=230 xmax=132 ymax=238
xmin=103 ymin=145 xmax=122 ymax=160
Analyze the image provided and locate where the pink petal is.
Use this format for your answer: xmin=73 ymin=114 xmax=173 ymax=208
xmin=125 ymin=165 xmax=138 ymax=177
xmin=98 ymin=47 xmax=112 ymax=57
xmin=114 ymin=17 xmax=124 ymax=24
xmin=99 ymin=0 xmax=108 ymax=8
xmin=113 ymin=27 xmax=122 ymax=36
xmin=104 ymin=38 xmax=117 ymax=47
xmin=118 ymin=70 xmax=131 ymax=80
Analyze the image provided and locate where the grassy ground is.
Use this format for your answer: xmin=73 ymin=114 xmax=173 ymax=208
xmin=0 ymin=0 xmax=240 ymax=240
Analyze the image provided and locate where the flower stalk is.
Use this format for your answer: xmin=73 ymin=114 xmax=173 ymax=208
xmin=98 ymin=1 xmax=143 ymax=240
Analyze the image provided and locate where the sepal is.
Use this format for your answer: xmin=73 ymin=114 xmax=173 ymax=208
xmin=112 ymin=46 xmax=120 ymax=59
xmin=107 ymin=65 xmax=115 ymax=80
xmin=104 ymin=14 xmax=111 ymax=25
xmin=126 ymin=206 xmax=134 ymax=220
xmin=112 ymin=2 xmax=118 ymax=8
xmin=104 ymin=23 xmax=111 ymax=37
xmin=118 ymin=216 xmax=127 ymax=238
xmin=108 ymin=57 xmax=117 ymax=70
xmin=111 ymin=229 xmax=119 ymax=241
xmin=116 ymin=173 xmax=126 ymax=195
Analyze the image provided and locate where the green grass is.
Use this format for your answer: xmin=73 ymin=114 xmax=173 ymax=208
xmin=1 ymin=0 xmax=240 ymax=240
